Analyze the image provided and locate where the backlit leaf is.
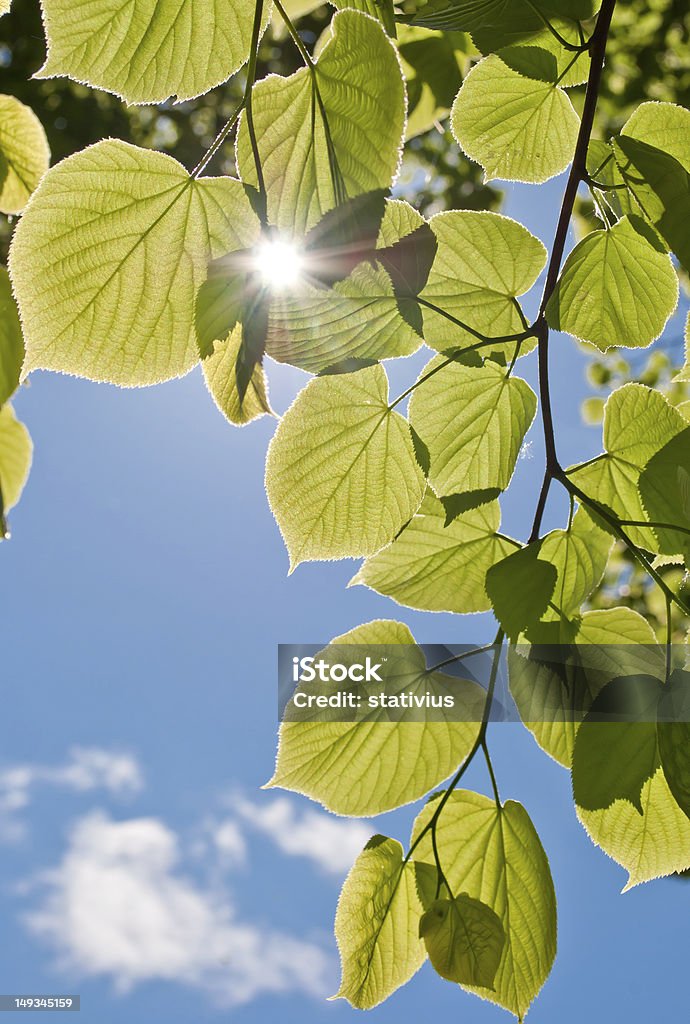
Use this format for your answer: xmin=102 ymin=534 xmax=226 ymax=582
xmin=10 ymin=141 xmax=260 ymax=386
xmin=0 ymin=267 xmax=24 ymax=406
xmin=267 ymin=620 xmax=484 ymax=815
xmin=0 ymin=95 xmax=50 ymax=215
xmin=419 ymin=894 xmax=505 ymax=988
xmin=409 ymin=357 xmax=536 ymax=499
xmin=236 ymin=10 xmax=405 ymax=234
xmin=334 ymin=835 xmax=426 ymax=1009
xmin=419 ymin=210 xmax=546 ymax=361
xmin=350 ymin=493 xmax=516 ymax=614
xmin=568 ymin=383 xmax=686 ymax=551
xmin=451 ymin=55 xmax=579 ymax=184
xmin=546 ymin=216 xmax=678 ymax=351
xmin=37 ymin=0 xmax=263 ymax=104
xmin=412 ymin=790 xmax=557 ymax=1019
xmin=265 ymin=364 xmax=425 ymax=569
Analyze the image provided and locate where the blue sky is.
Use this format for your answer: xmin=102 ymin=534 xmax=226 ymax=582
xmin=3 ymin=174 xmax=690 ymax=1022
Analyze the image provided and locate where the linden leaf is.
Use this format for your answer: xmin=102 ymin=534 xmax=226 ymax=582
xmin=0 ymin=95 xmax=50 ymax=215
xmin=37 ymin=0 xmax=264 ymax=104
xmin=10 ymin=141 xmax=260 ymax=387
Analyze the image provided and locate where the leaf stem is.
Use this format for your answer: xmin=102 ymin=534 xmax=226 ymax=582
xmin=244 ymin=0 xmax=269 ymax=225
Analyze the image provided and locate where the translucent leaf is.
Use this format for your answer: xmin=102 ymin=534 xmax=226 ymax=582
xmin=419 ymin=894 xmax=505 ymax=988
xmin=546 ymin=216 xmax=678 ymax=351
xmin=419 ymin=210 xmax=546 ymax=361
xmin=9 ymin=140 xmax=260 ymax=387
xmin=236 ymin=10 xmax=405 ymax=234
xmin=37 ymin=0 xmax=262 ymax=104
xmin=197 ymin=199 xmax=428 ymax=377
xmin=486 ymin=543 xmax=557 ymax=638
xmin=0 ymin=1 xmax=10 ymax=15
xmin=0 ymin=267 xmax=24 ymax=406
xmin=658 ymin=693 xmax=690 ymax=821
xmin=201 ymin=324 xmax=272 ymax=426
xmin=622 ymin=101 xmax=690 ymax=170
xmin=267 ymin=256 xmax=422 ymax=372
xmin=334 ymin=835 xmax=426 ymax=1009
xmin=673 ymin=312 xmax=690 ymax=383
xmin=412 ymin=790 xmax=557 ymax=1020
xmin=0 ymin=403 xmax=32 ymax=519
xmin=568 ymin=384 xmax=686 ymax=551
xmin=265 ymin=364 xmax=425 ymax=569
xmin=509 ymin=607 xmax=663 ymax=768
xmin=0 ymin=95 xmax=50 ymax=215
xmin=350 ymin=492 xmax=516 ymax=614
xmin=539 ymin=508 xmax=612 ymax=621
xmin=613 ymin=137 xmax=690 ymax=274
xmin=493 ymin=23 xmax=589 ymax=88
xmin=332 ymin=0 xmax=396 ymax=34
xmin=397 ymin=26 xmax=465 ymax=139
xmin=572 ymin=674 xmax=662 ymax=813
xmin=451 ymin=55 xmax=579 ymax=184
xmin=638 ymin=427 xmax=690 ymax=561
xmin=577 ymin=766 xmax=690 ymax=889
xmin=409 ymin=357 xmax=536 ymax=499
xmin=267 ymin=619 xmax=485 ymax=815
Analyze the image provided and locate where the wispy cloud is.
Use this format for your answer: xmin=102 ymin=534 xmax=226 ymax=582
xmin=0 ymin=749 xmax=143 ymax=841
xmin=25 ymin=811 xmax=334 ymax=1007
xmin=224 ymin=794 xmax=373 ymax=875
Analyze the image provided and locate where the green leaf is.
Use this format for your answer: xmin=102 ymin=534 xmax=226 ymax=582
xmin=0 ymin=403 xmax=32 ymax=530
xmin=265 ymin=364 xmax=425 ymax=568
xmin=9 ymin=140 xmax=260 ymax=387
xmin=539 ymin=508 xmax=612 ymax=621
xmin=197 ymin=199 xmax=427 ymax=375
xmin=333 ymin=0 xmax=396 ymax=34
xmin=236 ymin=10 xmax=406 ymax=234
xmin=412 ymin=790 xmax=557 ymax=1020
xmin=0 ymin=267 xmax=24 ymax=406
xmin=486 ymin=543 xmax=557 ymax=638
xmin=572 ymin=674 xmax=662 ymax=813
xmin=409 ymin=357 xmax=536 ymax=499
xmin=657 ymin=673 xmax=690 ymax=820
xmin=37 ymin=0 xmax=262 ymax=104
xmin=419 ymin=894 xmax=505 ymax=989
xmin=397 ymin=27 xmax=466 ymax=139
xmin=334 ymin=835 xmax=426 ymax=1009
xmin=493 ymin=23 xmax=589 ymax=88
xmin=419 ymin=210 xmax=546 ymax=361
xmin=267 ymin=619 xmax=485 ymax=815
xmin=576 ymin=765 xmax=690 ymax=889
xmin=613 ymin=137 xmax=690 ymax=274
xmin=201 ymin=324 xmax=272 ymax=426
xmin=546 ymin=216 xmax=678 ymax=351
xmin=407 ymin=0 xmax=533 ymax=35
xmin=638 ymin=427 xmax=690 ymax=561
xmin=451 ymin=55 xmax=579 ymax=184
xmin=673 ymin=312 xmax=690 ymax=383
xmin=0 ymin=95 xmax=50 ymax=215
xmin=568 ymin=383 xmax=686 ymax=551
xmin=350 ymin=492 xmax=516 ymax=614
xmin=622 ymin=101 xmax=690 ymax=170
xmin=509 ymin=607 xmax=664 ymax=768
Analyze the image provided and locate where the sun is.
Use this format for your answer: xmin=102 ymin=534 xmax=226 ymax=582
xmin=254 ymin=238 xmax=304 ymax=290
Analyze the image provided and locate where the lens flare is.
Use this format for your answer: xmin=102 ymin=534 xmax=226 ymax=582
xmin=254 ymin=239 xmax=304 ymax=289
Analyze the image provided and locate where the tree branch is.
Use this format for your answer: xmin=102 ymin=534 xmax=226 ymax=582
xmin=528 ymin=0 xmax=617 ymax=543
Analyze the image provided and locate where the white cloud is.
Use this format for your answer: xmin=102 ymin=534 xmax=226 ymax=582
xmin=225 ymin=795 xmax=373 ymax=875
xmin=0 ymin=749 xmax=143 ymax=841
xmin=25 ymin=812 xmax=334 ymax=1007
